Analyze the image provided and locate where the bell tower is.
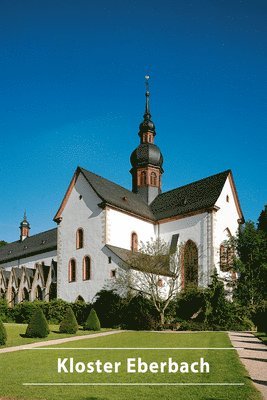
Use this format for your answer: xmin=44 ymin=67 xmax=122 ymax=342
xmin=130 ymin=76 xmax=164 ymax=204
xmin=20 ymin=211 xmax=30 ymax=241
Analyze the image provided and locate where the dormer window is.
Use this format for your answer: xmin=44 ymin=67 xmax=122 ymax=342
xmin=76 ymin=228 xmax=84 ymax=249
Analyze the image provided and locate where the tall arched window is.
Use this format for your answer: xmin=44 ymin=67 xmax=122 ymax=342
xmin=183 ymin=240 xmax=198 ymax=287
xmin=220 ymin=242 xmax=234 ymax=272
xmin=22 ymin=287 xmax=29 ymax=301
xmin=69 ymin=259 xmax=76 ymax=282
xmin=131 ymin=232 xmax=138 ymax=252
xmin=35 ymin=285 xmax=43 ymax=300
xmin=150 ymin=172 xmax=157 ymax=186
xmin=140 ymin=171 xmax=146 ymax=186
xmin=76 ymin=228 xmax=84 ymax=249
xmin=83 ymin=256 xmax=91 ymax=281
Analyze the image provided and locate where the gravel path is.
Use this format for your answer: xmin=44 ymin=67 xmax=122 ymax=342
xmin=228 ymin=331 xmax=267 ymax=399
xmin=0 ymin=330 xmax=122 ymax=354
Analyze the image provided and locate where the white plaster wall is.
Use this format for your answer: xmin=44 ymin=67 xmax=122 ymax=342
xmin=57 ymin=173 xmax=124 ymax=303
xmin=107 ymin=208 xmax=156 ymax=250
xmin=213 ymin=176 xmax=241 ymax=278
xmin=159 ymin=212 xmax=209 ymax=286
xmin=0 ymin=250 xmax=57 ymax=271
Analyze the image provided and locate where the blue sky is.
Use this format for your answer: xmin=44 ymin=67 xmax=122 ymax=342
xmin=0 ymin=0 xmax=266 ymax=242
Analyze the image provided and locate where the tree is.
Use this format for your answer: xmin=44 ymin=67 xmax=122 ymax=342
xmin=25 ymin=307 xmax=50 ymax=338
xmin=0 ymin=241 xmax=7 ymax=248
xmin=84 ymin=308 xmax=101 ymax=331
xmin=232 ymin=221 xmax=267 ymax=307
xmin=116 ymin=238 xmax=181 ymax=326
xmin=59 ymin=306 xmax=79 ymax=334
xmin=0 ymin=317 xmax=7 ymax=345
xmin=258 ymin=205 xmax=267 ymax=234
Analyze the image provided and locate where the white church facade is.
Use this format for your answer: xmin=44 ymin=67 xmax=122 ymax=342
xmin=0 ymin=84 xmax=244 ymax=305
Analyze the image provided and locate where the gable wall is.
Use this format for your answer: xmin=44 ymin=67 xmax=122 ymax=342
xmin=57 ymin=173 xmax=120 ymax=302
xmin=214 ymin=176 xmax=241 ymax=277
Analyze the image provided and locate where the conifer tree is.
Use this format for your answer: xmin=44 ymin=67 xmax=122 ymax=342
xmin=258 ymin=205 xmax=267 ymax=234
xmin=59 ymin=306 xmax=79 ymax=334
xmin=84 ymin=308 xmax=101 ymax=331
xmin=25 ymin=307 xmax=50 ymax=338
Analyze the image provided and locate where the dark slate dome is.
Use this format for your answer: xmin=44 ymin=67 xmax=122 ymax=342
xmin=130 ymin=143 xmax=163 ymax=168
xmin=139 ymin=118 xmax=156 ymax=134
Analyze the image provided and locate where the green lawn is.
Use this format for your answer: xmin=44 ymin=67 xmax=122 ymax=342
xmin=0 ymin=331 xmax=262 ymax=400
xmin=2 ymin=323 xmax=110 ymax=348
xmin=254 ymin=331 xmax=267 ymax=345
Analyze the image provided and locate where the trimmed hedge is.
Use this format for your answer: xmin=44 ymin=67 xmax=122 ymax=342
xmin=84 ymin=308 xmax=101 ymax=331
xmin=0 ymin=317 xmax=7 ymax=345
xmin=59 ymin=307 xmax=79 ymax=334
xmin=25 ymin=308 xmax=50 ymax=338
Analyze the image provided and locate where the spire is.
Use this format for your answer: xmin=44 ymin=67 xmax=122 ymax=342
xmin=139 ymin=75 xmax=156 ymax=137
xmin=130 ymin=76 xmax=164 ymax=204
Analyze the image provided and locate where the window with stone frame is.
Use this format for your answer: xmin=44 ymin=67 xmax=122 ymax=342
xmin=83 ymin=256 xmax=91 ymax=281
xmin=220 ymin=242 xmax=234 ymax=272
xmin=150 ymin=171 xmax=157 ymax=186
xmin=131 ymin=232 xmax=138 ymax=252
xmin=183 ymin=240 xmax=198 ymax=287
xmin=69 ymin=259 xmax=76 ymax=282
xmin=76 ymin=228 xmax=84 ymax=249
xmin=140 ymin=171 xmax=147 ymax=186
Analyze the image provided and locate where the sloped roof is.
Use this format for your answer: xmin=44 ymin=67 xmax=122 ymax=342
xmin=0 ymin=228 xmax=57 ymax=265
xmin=151 ymin=170 xmax=231 ymax=220
xmin=105 ymin=244 xmax=172 ymax=276
xmin=80 ymin=168 xmax=155 ymax=220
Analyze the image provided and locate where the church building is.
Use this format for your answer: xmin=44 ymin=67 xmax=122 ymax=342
xmin=0 ymin=80 xmax=244 ymax=305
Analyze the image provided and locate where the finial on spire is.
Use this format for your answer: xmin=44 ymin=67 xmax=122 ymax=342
xmin=144 ymin=75 xmax=151 ymax=118
xmin=23 ymin=210 xmax=27 ymax=221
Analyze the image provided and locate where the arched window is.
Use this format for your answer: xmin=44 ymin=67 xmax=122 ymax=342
xmin=76 ymin=228 xmax=84 ymax=249
xmin=35 ymin=285 xmax=43 ymax=300
xmin=22 ymin=287 xmax=29 ymax=301
xmin=131 ymin=232 xmax=138 ymax=252
xmin=83 ymin=256 xmax=91 ymax=281
xmin=140 ymin=171 xmax=146 ymax=186
xmin=49 ymin=282 xmax=57 ymax=300
xmin=183 ymin=240 xmax=198 ymax=287
xmin=69 ymin=259 xmax=76 ymax=282
xmin=220 ymin=242 xmax=234 ymax=272
xmin=150 ymin=172 xmax=157 ymax=186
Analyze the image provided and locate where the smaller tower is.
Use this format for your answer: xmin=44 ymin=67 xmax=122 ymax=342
xmin=130 ymin=76 xmax=163 ymax=204
xmin=20 ymin=211 xmax=30 ymax=241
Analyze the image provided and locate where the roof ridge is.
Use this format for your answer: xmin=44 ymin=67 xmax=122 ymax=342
xmin=79 ymin=166 xmax=149 ymax=205
xmin=154 ymin=169 xmax=231 ymax=199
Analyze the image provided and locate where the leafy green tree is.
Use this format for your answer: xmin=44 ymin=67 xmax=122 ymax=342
xmin=59 ymin=306 xmax=79 ymax=334
xmin=25 ymin=307 xmax=50 ymax=338
xmin=84 ymin=308 xmax=101 ymax=331
xmin=258 ymin=205 xmax=267 ymax=234
xmin=205 ymin=271 xmax=230 ymax=327
xmin=0 ymin=317 xmax=7 ymax=345
xmin=0 ymin=241 xmax=7 ymax=248
xmin=233 ymin=221 xmax=267 ymax=307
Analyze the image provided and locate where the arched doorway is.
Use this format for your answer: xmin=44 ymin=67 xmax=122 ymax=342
xmin=22 ymin=287 xmax=29 ymax=301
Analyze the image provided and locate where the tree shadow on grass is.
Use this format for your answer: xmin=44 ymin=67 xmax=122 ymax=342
xmin=242 ymin=356 xmax=267 ymax=362
xmin=249 ymin=378 xmax=267 ymax=387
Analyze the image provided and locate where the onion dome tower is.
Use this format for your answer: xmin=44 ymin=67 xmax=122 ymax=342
xmin=20 ymin=211 xmax=30 ymax=241
xmin=130 ymin=76 xmax=163 ymax=204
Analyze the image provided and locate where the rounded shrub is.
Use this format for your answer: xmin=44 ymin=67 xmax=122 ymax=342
xmin=25 ymin=307 xmax=50 ymax=338
xmin=0 ymin=317 xmax=7 ymax=345
xmin=93 ymin=290 xmax=123 ymax=328
xmin=84 ymin=308 xmax=101 ymax=331
xmin=59 ymin=306 xmax=79 ymax=334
